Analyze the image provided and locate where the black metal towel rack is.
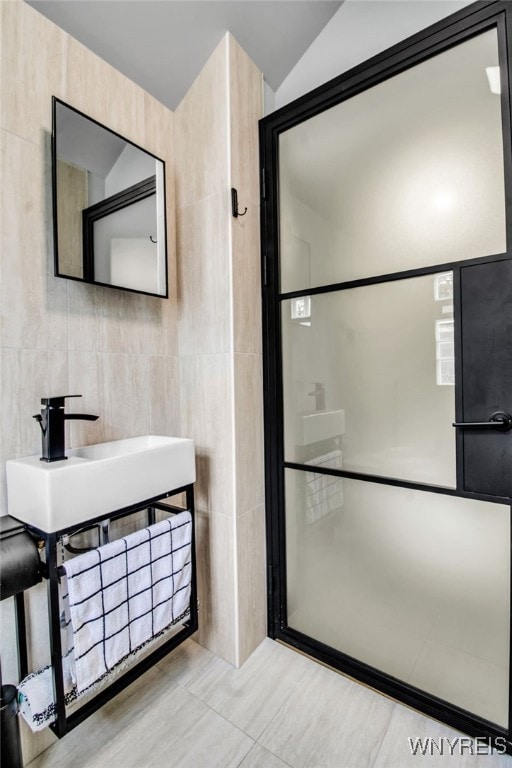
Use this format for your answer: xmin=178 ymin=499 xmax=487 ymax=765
xmin=21 ymin=483 xmax=197 ymax=739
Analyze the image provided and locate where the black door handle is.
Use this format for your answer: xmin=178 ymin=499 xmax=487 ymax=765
xmin=452 ymin=410 xmax=512 ymax=431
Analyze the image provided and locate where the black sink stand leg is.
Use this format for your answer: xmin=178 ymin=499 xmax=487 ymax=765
xmin=46 ymin=533 xmax=67 ymax=737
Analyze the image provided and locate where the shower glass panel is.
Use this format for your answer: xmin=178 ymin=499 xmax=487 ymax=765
xmin=279 ymin=28 xmax=505 ymax=292
xmin=264 ymin=7 xmax=512 ymax=745
xmin=285 ymin=468 xmax=510 ymax=727
xmin=282 ymin=272 xmax=456 ymax=487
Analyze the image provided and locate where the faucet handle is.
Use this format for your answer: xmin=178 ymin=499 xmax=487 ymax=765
xmin=41 ymin=395 xmax=82 ymax=408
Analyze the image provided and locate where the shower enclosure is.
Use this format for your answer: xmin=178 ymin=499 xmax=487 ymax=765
xmin=260 ymin=1 xmax=512 ymax=748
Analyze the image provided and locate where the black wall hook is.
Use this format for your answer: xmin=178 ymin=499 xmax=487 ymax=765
xmin=231 ymin=188 xmax=247 ymax=218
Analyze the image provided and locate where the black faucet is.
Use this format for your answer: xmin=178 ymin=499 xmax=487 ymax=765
xmin=33 ymin=395 xmax=99 ymax=462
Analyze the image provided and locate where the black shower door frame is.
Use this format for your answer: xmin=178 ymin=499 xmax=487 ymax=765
xmin=260 ymin=0 xmax=512 ymax=751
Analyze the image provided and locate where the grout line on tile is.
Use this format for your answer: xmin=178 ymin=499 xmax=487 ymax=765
xmin=176 ymin=189 xmax=226 ymax=213
xmin=1 ymin=125 xmax=41 ymax=148
xmin=367 ymin=703 xmax=398 ymax=768
xmin=184 ymin=684 xmax=257 ymax=751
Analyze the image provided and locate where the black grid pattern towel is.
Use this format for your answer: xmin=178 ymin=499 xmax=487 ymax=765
xmin=305 ymin=450 xmax=343 ymax=524
xmin=63 ymin=510 xmax=192 ymax=693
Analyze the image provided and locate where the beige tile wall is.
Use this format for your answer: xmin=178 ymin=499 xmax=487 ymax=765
xmin=1 ymin=0 xmax=178 ymax=479
xmin=1 ymin=4 xmax=266 ymax=762
xmin=175 ymin=36 xmax=237 ymax=662
xmin=229 ymin=38 xmax=266 ymax=665
xmin=1 ymin=1 xmax=177 ymax=761
xmin=175 ymin=34 xmax=265 ymax=667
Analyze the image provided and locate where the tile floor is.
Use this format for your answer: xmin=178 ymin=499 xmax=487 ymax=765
xmin=27 ymin=637 xmax=512 ymax=768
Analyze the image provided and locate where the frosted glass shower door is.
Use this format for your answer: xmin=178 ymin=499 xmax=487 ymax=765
xmin=274 ymin=25 xmax=512 ymax=729
xmin=282 ymin=273 xmax=457 ymax=487
xmin=285 ymin=471 xmax=510 ymax=725
xmin=278 ymin=30 xmax=506 ymax=291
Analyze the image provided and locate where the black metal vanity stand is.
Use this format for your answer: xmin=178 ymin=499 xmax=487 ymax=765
xmin=22 ymin=483 xmax=197 ymax=738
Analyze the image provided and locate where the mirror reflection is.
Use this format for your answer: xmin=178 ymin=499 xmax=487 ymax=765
xmin=52 ymin=98 xmax=168 ymax=297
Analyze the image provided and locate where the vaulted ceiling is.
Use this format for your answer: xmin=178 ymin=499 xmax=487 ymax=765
xmin=26 ymin=1 xmax=343 ymax=109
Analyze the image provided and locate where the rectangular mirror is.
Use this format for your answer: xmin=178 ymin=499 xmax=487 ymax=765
xmin=52 ymin=97 xmax=168 ymax=298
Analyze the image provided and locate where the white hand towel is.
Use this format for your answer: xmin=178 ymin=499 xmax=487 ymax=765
xmin=17 ymin=653 xmax=76 ymax=732
xmin=63 ymin=511 xmax=192 ymax=693
xmin=17 ymin=574 xmax=76 ymax=733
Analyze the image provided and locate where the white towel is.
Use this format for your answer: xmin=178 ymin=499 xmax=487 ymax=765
xmin=17 ymin=653 xmax=76 ymax=732
xmin=63 ymin=511 xmax=192 ymax=693
xmin=17 ymin=575 xmax=77 ymax=732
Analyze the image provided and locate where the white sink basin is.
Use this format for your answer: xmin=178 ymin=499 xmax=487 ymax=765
xmin=298 ymin=410 xmax=345 ymax=446
xmin=6 ymin=435 xmax=195 ymax=533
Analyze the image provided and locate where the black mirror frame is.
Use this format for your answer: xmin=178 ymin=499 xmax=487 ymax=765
xmin=51 ymin=96 xmax=169 ymax=299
